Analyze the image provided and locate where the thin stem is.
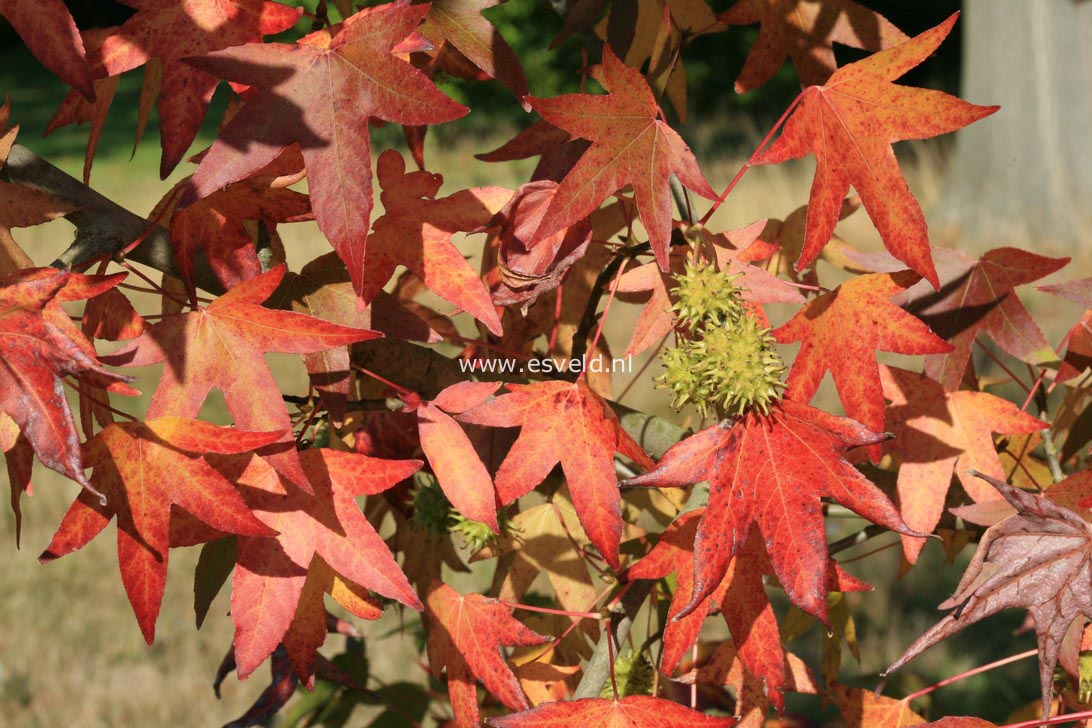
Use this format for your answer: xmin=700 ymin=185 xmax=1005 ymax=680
xmin=63 ymin=379 xmax=137 ymax=422
xmin=903 ymin=648 xmax=1037 ymax=703
xmin=569 ymin=243 xmax=649 ymax=377
xmin=838 ymin=539 xmax=899 ymax=565
xmin=975 ymin=340 xmax=1031 ymax=394
xmin=1026 ymin=364 xmax=1064 ymax=483
xmin=499 ymin=601 xmax=600 ymax=620
xmin=698 ymin=87 xmax=812 ymax=226
xmin=580 ymin=257 xmax=630 ymax=384
xmin=607 ymin=625 xmax=618 ymax=699
xmin=351 ymin=365 xmax=412 ymax=397
xmin=118 ymin=260 xmax=192 ymax=309
xmin=829 ymin=524 xmax=888 ymax=556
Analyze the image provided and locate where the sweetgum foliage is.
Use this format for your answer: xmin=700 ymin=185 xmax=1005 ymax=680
xmin=2 ymin=4 xmax=1087 ymax=727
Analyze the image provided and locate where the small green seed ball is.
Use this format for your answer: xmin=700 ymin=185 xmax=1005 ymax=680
xmin=600 ymin=652 xmax=655 ymax=699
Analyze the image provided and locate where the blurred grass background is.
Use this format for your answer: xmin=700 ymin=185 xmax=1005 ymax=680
xmin=2 ymin=0 xmax=1090 ymax=725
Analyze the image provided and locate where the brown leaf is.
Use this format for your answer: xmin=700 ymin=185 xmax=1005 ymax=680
xmin=889 ymin=471 xmax=1092 ymax=721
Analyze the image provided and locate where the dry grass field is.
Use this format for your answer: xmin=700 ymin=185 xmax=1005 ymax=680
xmin=1 ymin=124 xmax=1086 ymax=726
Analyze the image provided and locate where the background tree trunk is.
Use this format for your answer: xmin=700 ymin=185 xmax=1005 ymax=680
xmin=940 ymin=0 xmax=1092 ymax=250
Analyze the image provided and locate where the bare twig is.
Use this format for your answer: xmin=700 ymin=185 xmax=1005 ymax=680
xmin=573 ymin=580 xmax=653 ymax=698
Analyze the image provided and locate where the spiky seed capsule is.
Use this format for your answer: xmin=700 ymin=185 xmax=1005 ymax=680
xmin=672 ymin=261 xmax=744 ymax=329
xmin=411 ymin=477 xmax=454 ymax=535
xmin=600 ymin=651 xmax=655 ymax=698
xmin=657 ymin=258 xmax=786 ymax=419
xmin=450 ymin=513 xmax=502 ymax=551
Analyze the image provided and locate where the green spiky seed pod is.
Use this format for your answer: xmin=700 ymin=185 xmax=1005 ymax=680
xmin=450 ymin=512 xmax=505 ymax=552
xmin=600 ymin=651 xmax=655 ymax=699
xmin=411 ymin=476 xmax=454 ymax=535
xmin=672 ymin=261 xmax=744 ymax=329
xmin=657 ymin=257 xmax=786 ymax=419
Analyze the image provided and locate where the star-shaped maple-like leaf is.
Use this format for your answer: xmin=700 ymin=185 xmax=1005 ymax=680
xmin=101 ymin=266 xmax=378 ymax=489
xmin=626 ymin=508 xmax=868 ymax=709
xmin=185 ymin=3 xmax=468 ymax=300
xmin=459 ymin=379 xmax=654 ymax=570
xmin=39 ymin=418 xmax=279 ymax=643
xmin=426 ymin=581 xmax=550 ymax=728
xmin=0 ymin=269 xmax=135 ymax=494
xmin=527 ymin=47 xmax=716 ymax=270
xmin=487 ymin=695 xmax=737 ymax=727
xmin=91 ymin=0 xmax=301 ymax=177
xmin=623 ymin=398 xmax=912 ymax=622
xmin=773 ymin=270 xmax=952 ymax=458
xmin=897 ymin=247 xmax=1070 ymax=391
xmin=888 ymin=471 xmax=1092 ymax=721
xmin=720 ymin=0 xmax=908 ymax=92
xmin=0 ymin=0 xmax=93 ymax=98
xmin=227 ymin=448 xmax=423 ymax=680
xmin=360 ymin=150 xmax=510 ymax=335
xmin=421 ymin=0 xmax=529 ymax=107
xmin=752 ymin=14 xmax=998 ymax=287
xmin=880 ymin=365 xmax=1047 ymax=563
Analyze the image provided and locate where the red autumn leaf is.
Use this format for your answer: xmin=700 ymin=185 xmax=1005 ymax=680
xmin=720 ymin=0 xmax=908 ymax=93
xmin=888 ymin=471 xmax=1092 ymax=722
xmin=773 ymin=270 xmax=952 ymax=458
xmin=898 ymin=247 xmax=1069 ymax=391
xmin=272 ymin=252 xmax=439 ymax=426
xmin=1040 ymin=277 xmax=1092 ymax=309
xmin=425 ymin=581 xmax=550 ymax=728
xmin=830 ymin=682 xmax=925 ymax=727
xmin=751 ymin=14 xmax=998 ymax=287
xmin=0 ymin=413 xmax=32 ymax=545
xmin=1057 ymin=311 xmax=1092 ymax=383
xmin=0 ymin=0 xmax=94 ymax=99
xmin=227 ymin=448 xmax=423 ymax=680
xmin=360 ymin=150 xmax=510 ymax=335
xmin=476 ymin=119 xmax=589 ymax=184
xmin=421 ymin=0 xmax=529 ymax=108
xmin=170 ymin=173 xmax=311 ymax=292
xmin=880 ymin=365 xmax=1048 ymax=563
xmin=39 ymin=418 xmax=279 ymax=643
xmin=282 ymin=556 xmax=383 ymax=689
xmin=101 ymin=266 xmax=378 ymax=490
xmin=81 ymin=286 xmax=145 ymax=342
xmin=623 ymin=398 xmax=912 ymax=622
xmin=405 ymin=381 xmax=502 ymax=531
xmin=626 ymin=508 xmax=868 ymax=709
xmin=92 ymin=0 xmax=302 ymax=177
xmin=486 ymin=695 xmax=737 ymax=727
xmin=43 ymin=28 xmax=122 ymax=185
xmin=527 ymin=47 xmax=716 ymax=269
xmin=487 ymin=180 xmax=593 ymax=308
xmin=617 ymin=219 xmax=803 ymax=357
xmin=0 ymin=268 xmax=134 ymax=495
xmin=458 ymin=379 xmax=654 ymax=570
xmin=185 ymin=3 xmax=468 ymax=300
